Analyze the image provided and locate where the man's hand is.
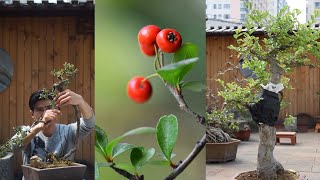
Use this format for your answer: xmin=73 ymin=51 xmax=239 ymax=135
xmin=54 ymin=89 xmax=93 ymax=119
xmin=33 ymin=109 xmax=61 ymax=131
xmin=55 ymin=89 xmax=85 ymax=107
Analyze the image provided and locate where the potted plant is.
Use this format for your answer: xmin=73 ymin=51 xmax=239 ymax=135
xmin=20 ymin=63 xmax=90 ymax=180
xmin=206 ymin=109 xmax=241 ymax=163
xmin=232 ymin=110 xmax=253 ymax=141
xmin=22 ymin=159 xmax=86 ymax=180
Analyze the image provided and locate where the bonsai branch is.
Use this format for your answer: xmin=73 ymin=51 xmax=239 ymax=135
xmin=164 ymin=134 xmax=207 ymax=180
xmin=164 ymin=83 xmax=206 ymax=125
xmin=110 ymin=164 xmax=143 ymax=180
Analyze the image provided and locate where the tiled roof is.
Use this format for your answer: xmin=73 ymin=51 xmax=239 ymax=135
xmin=206 ymin=24 xmax=320 ymax=36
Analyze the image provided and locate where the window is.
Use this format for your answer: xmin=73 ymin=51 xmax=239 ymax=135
xmin=241 ymin=14 xmax=246 ymax=19
xmin=315 ymin=2 xmax=320 ymax=9
xmin=213 ymin=4 xmax=216 ymax=9
xmin=218 ymin=4 xmax=222 ymax=9
xmin=224 ymin=14 xmax=230 ymax=19
xmin=240 ymin=8 xmax=247 ymax=11
xmin=214 ymin=14 xmax=217 ymax=19
xmin=240 ymin=2 xmax=245 ymax=8
xmin=224 ymin=4 xmax=230 ymax=9
xmin=218 ymin=14 xmax=222 ymax=18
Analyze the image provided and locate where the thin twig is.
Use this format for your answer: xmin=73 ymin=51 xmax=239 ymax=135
xmin=163 ymin=82 xmax=209 ymax=179
xmin=164 ymin=134 xmax=207 ymax=180
xmin=110 ymin=164 xmax=143 ymax=180
xmin=164 ymin=83 xmax=206 ymax=125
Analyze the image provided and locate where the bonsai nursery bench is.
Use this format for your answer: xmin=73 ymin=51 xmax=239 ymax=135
xmin=275 ymin=132 xmax=296 ymax=145
xmin=315 ymin=123 xmax=320 ymax=133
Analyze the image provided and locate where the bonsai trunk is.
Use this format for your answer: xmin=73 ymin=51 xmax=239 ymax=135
xmin=257 ymin=61 xmax=284 ymax=179
xmin=257 ymin=124 xmax=284 ymax=179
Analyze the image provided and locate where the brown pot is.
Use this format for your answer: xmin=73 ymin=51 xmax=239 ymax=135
xmin=22 ymin=163 xmax=86 ymax=180
xmin=234 ymin=129 xmax=251 ymax=141
xmin=206 ymin=139 xmax=240 ymax=163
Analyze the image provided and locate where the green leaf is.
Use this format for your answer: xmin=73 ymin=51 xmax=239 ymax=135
xmin=115 ymin=164 xmax=136 ymax=174
xmin=156 ymin=115 xmax=178 ymax=161
xmin=112 ymin=143 xmax=136 ymax=159
xmin=157 ymin=57 xmax=199 ymax=86
xmin=105 ymin=127 xmax=156 ymax=160
xmin=95 ymin=146 xmax=106 ymax=159
xmin=157 ymin=152 xmax=176 ymax=161
xmin=173 ymin=43 xmax=198 ymax=63
xmin=122 ymin=127 xmax=156 ymax=137
xmin=94 ymin=125 xmax=108 ymax=158
xmin=95 ymin=161 xmax=100 ymax=180
xmin=130 ymin=147 xmax=155 ymax=170
xmin=149 ymin=160 xmax=171 ymax=166
xmin=181 ymin=81 xmax=206 ymax=92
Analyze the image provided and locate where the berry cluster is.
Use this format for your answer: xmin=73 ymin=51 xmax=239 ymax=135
xmin=127 ymin=25 xmax=183 ymax=104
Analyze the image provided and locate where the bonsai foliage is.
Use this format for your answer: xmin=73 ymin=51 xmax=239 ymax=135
xmin=0 ymin=126 xmax=28 ymax=158
xmin=95 ymin=26 xmax=207 ymax=180
xmin=216 ymin=3 xmax=320 ymax=179
xmin=39 ymin=63 xmax=80 ymax=161
xmin=40 ymin=63 xmax=77 ymax=109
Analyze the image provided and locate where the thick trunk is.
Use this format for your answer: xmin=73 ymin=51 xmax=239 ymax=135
xmin=257 ymin=124 xmax=284 ymax=179
xmin=257 ymin=61 xmax=284 ymax=179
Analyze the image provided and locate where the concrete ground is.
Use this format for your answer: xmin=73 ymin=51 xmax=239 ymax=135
xmin=206 ymin=132 xmax=320 ymax=180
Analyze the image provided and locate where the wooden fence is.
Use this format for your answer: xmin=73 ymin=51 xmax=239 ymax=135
xmin=0 ymin=16 xmax=94 ymax=172
xmin=207 ymin=35 xmax=320 ymax=120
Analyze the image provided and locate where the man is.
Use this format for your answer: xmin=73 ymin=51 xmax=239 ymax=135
xmin=21 ymin=89 xmax=94 ymax=165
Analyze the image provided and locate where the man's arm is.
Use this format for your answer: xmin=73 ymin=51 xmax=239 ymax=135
xmin=22 ymin=109 xmax=61 ymax=149
xmin=22 ymin=127 xmax=41 ymax=148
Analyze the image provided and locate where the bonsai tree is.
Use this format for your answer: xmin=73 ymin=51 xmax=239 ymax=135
xmin=219 ymin=4 xmax=320 ymax=179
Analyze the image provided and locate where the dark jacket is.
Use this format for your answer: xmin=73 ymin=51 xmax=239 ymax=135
xmin=247 ymin=89 xmax=280 ymax=127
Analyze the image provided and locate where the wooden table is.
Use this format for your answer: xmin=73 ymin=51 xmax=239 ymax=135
xmin=276 ymin=132 xmax=296 ymax=145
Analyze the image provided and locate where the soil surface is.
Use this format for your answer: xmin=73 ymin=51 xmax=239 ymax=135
xmin=235 ymin=170 xmax=306 ymax=180
xmin=30 ymin=153 xmax=74 ymax=169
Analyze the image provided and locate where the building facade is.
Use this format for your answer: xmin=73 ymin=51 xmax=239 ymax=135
xmin=206 ymin=0 xmax=288 ymax=24
xmin=206 ymin=0 xmax=241 ymax=22
xmin=307 ymin=0 xmax=320 ymax=24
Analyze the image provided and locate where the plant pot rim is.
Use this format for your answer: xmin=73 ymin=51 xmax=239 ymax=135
xmin=22 ymin=162 xmax=86 ymax=171
xmin=206 ymin=138 xmax=240 ymax=145
xmin=231 ymin=169 xmax=306 ymax=180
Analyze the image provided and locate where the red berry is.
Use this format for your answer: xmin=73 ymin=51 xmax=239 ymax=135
xmin=127 ymin=77 xmax=152 ymax=103
xmin=156 ymin=28 xmax=182 ymax=53
xmin=139 ymin=44 xmax=156 ymax=56
xmin=138 ymin=25 xmax=161 ymax=56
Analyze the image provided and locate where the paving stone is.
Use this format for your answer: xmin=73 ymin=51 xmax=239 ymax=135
xmin=206 ymin=133 xmax=320 ymax=179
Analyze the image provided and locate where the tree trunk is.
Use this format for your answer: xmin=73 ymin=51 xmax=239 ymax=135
xmin=257 ymin=61 xmax=284 ymax=179
xmin=257 ymin=124 xmax=284 ymax=179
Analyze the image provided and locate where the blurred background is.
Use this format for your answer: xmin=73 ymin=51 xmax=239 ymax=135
xmin=95 ymin=0 xmax=206 ymax=179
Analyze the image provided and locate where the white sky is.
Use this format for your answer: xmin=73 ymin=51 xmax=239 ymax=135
xmin=286 ymin=0 xmax=307 ymax=23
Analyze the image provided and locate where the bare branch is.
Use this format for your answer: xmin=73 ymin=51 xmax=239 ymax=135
xmin=164 ymin=83 xmax=206 ymax=125
xmin=110 ymin=164 xmax=143 ymax=180
xmin=164 ymin=134 xmax=207 ymax=180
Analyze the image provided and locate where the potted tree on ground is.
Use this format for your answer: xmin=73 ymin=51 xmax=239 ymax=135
xmin=206 ymin=109 xmax=240 ymax=163
xmin=224 ymin=4 xmax=320 ymax=179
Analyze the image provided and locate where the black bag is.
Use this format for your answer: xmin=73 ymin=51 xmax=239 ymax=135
xmin=247 ymin=89 xmax=281 ymax=127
